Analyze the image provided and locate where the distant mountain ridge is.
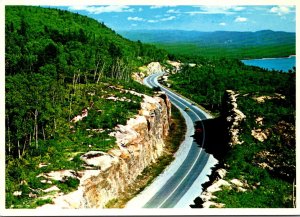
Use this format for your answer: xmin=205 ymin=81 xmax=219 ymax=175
xmin=118 ymin=29 xmax=295 ymax=59
xmin=119 ymin=29 xmax=295 ymax=46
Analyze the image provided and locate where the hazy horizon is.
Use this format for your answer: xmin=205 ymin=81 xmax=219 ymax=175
xmin=117 ymin=29 xmax=296 ymax=33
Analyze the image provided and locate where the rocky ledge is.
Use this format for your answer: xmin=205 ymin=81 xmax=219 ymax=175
xmin=191 ymin=90 xmax=247 ymax=208
xmin=38 ymin=91 xmax=171 ymax=209
xmin=223 ymin=90 xmax=246 ymax=147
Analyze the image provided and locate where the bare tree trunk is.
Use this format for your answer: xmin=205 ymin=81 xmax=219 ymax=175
xmin=76 ymin=72 xmax=80 ymax=87
xmin=72 ymin=73 xmax=76 ymax=89
xmin=97 ymin=63 xmax=105 ymax=84
xmin=42 ymin=126 xmax=46 ymax=141
xmin=22 ymin=139 xmax=26 ymax=157
xmin=29 ymin=133 xmax=32 ymax=148
xmin=33 ymin=125 xmax=36 ymax=145
xmin=293 ymin=179 xmax=296 ymax=208
xmin=115 ymin=59 xmax=119 ymax=79
xmin=94 ymin=59 xmax=100 ymax=81
xmin=121 ymin=64 xmax=128 ymax=80
xmin=35 ymin=109 xmax=38 ymax=149
xmin=52 ymin=92 xmax=55 ymax=104
xmin=54 ymin=118 xmax=57 ymax=131
xmin=111 ymin=64 xmax=115 ymax=78
xmin=6 ymin=116 xmax=11 ymax=155
xmin=85 ymin=74 xmax=88 ymax=84
xmin=17 ymin=140 xmax=20 ymax=159
xmin=69 ymin=94 xmax=73 ymax=122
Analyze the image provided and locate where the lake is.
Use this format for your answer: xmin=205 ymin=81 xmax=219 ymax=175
xmin=241 ymin=55 xmax=296 ymax=72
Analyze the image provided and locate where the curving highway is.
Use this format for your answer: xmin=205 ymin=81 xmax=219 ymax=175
xmin=126 ymin=72 xmax=217 ymax=208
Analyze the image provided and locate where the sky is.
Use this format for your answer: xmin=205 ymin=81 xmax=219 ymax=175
xmin=55 ymin=5 xmax=295 ymax=32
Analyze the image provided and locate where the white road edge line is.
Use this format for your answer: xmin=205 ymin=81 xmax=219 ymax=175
xmin=147 ymin=73 xmax=207 ymax=208
xmin=152 ymin=75 xmax=206 ymax=148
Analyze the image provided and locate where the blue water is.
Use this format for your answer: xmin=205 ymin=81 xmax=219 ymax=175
xmin=241 ymin=56 xmax=296 ymax=72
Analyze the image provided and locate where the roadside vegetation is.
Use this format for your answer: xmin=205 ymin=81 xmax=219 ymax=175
xmin=167 ymin=54 xmax=295 ymax=207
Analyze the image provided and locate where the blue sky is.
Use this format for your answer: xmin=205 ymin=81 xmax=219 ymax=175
xmin=56 ymin=5 xmax=295 ymax=32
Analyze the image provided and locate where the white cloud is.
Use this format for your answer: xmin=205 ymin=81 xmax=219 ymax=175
xmin=270 ymin=5 xmax=294 ymax=16
xmin=131 ymin=24 xmax=137 ymax=27
xmin=232 ymin=6 xmax=246 ymax=11
xmin=161 ymin=16 xmax=176 ymax=21
xmin=150 ymin=5 xmax=177 ymax=9
xmin=188 ymin=6 xmax=246 ymax=15
xmin=150 ymin=6 xmax=164 ymax=9
xmin=219 ymin=22 xmax=227 ymax=26
xmin=146 ymin=16 xmax=176 ymax=23
xmin=167 ymin=9 xmax=180 ymax=14
xmin=138 ymin=8 xmax=143 ymax=12
xmin=68 ymin=5 xmax=134 ymax=14
xmin=186 ymin=11 xmax=202 ymax=16
xmin=148 ymin=19 xmax=159 ymax=23
xmin=128 ymin=16 xmax=144 ymax=21
xmin=68 ymin=5 xmax=89 ymax=10
xmin=234 ymin=16 xmax=248 ymax=22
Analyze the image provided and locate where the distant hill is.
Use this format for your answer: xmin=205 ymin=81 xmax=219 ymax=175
xmin=119 ymin=30 xmax=295 ymax=59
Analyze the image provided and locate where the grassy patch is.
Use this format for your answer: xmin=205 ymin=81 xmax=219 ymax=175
xmin=53 ymin=177 xmax=80 ymax=194
xmin=105 ymin=104 xmax=186 ymax=208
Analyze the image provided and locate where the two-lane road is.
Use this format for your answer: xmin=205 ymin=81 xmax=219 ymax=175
xmin=126 ymin=72 xmax=217 ymax=208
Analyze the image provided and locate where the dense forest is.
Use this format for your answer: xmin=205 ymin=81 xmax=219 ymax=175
xmin=168 ymin=55 xmax=295 ymax=115
xmin=120 ymin=30 xmax=295 ymax=59
xmin=167 ymin=55 xmax=295 ymax=207
xmin=5 ymin=6 xmax=167 ymax=208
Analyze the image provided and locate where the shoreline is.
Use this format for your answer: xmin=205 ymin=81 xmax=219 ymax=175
xmin=242 ymin=55 xmax=296 ymax=61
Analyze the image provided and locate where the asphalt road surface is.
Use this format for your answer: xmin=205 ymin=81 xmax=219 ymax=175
xmin=126 ymin=72 xmax=217 ymax=208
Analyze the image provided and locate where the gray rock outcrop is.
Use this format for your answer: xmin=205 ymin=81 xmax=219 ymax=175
xmin=38 ymin=92 xmax=171 ymax=209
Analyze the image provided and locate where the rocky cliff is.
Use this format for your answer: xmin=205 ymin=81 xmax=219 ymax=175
xmin=38 ymin=91 xmax=171 ymax=209
xmin=192 ymin=89 xmax=295 ymax=208
xmin=132 ymin=62 xmax=164 ymax=83
xmin=222 ymin=90 xmax=246 ymax=147
xmin=191 ymin=89 xmax=246 ymax=208
xmin=131 ymin=61 xmax=185 ymax=84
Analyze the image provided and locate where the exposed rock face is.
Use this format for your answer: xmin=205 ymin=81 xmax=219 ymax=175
xmin=253 ymin=93 xmax=285 ymax=103
xmin=132 ymin=62 xmax=164 ymax=83
xmin=70 ymin=108 xmax=88 ymax=123
xmin=193 ymin=164 xmax=252 ymax=208
xmin=147 ymin=62 xmax=163 ymax=74
xmin=191 ymin=165 xmax=228 ymax=208
xmin=253 ymin=121 xmax=296 ymax=180
xmin=38 ymin=92 xmax=171 ymax=209
xmin=223 ymin=90 xmax=246 ymax=147
xmin=166 ymin=60 xmax=182 ymax=73
xmin=191 ymin=90 xmax=247 ymax=208
xmin=251 ymin=128 xmax=270 ymax=142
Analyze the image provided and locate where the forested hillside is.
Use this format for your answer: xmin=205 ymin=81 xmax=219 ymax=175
xmin=120 ymin=30 xmax=295 ymax=59
xmin=167 ymin=56 xmax=295 ymax=114
xmin=5 ymin=6 xmax=167 ymax=208
xmin=166 ymin=55 xmax=295 ymax=207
